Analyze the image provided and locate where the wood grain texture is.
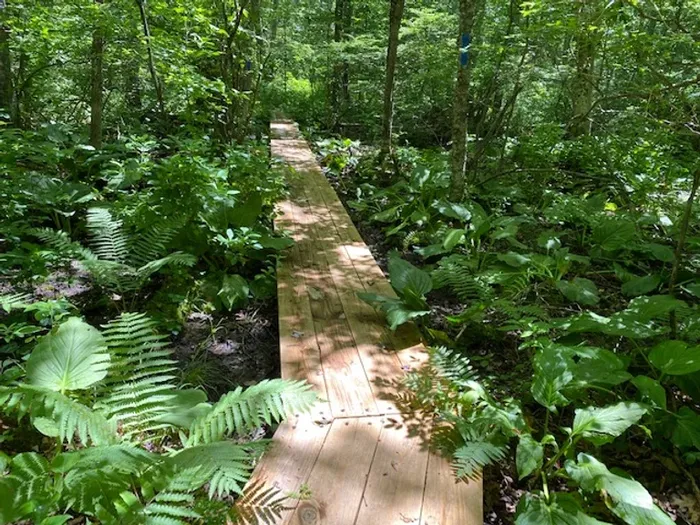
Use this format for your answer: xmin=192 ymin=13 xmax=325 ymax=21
xmin=421 ymin=450 xmax=483 ymax=525
xmin=245 ymin=122 xmax=482 ymax=525
xmin=291 ymin=416 xmax=382 ymax=524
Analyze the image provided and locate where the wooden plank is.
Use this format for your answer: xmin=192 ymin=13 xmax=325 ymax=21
xmin=276 ymin=229 xmax=331 ymax=422
xmin=290 ymin=416 xmax=382 ymax=524
xmin=296 ymin=183 xmax=407 ymax=415
xmin=245 ymin=414 xmax=331 ymax=525
xmin=285 ymin=153 xmax=378 ymax=419
xmin=355 ymin=415 xmax=431 ymax=525
xmin=420 ymin=450 xmax=483 ymax=525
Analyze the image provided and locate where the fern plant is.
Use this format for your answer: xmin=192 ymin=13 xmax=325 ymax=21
xmin=33 ymin=207 xmax=196 ymax=300
xmin=0 ymin=312 xmax=317 ymax=524
xmin=406 ymin=344 xmax=676 ymax=524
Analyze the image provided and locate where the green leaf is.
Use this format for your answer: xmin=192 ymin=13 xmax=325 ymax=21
xmin=498 ymin=252 xmax=531 ymax=267
xmin=671 ymin=407 xmax=700 ymax=450
xmin=443 ymin=229 xmax=465 ymax=251
xmin=531 ymin=345 xmax=573 ymax=411
xmin=609 ymin=501 xmax=675 ymax=525
xmin=437 ymin=201 xmax=472 ymax=221
xmin=516 ymin=435 xmax=543 ymax=480
xmin=371 ymin=205 xmax=401 ymax=223
xmin=631 ymin=376 xmax=666 ymax=410
xmin=565 ymin=454 xmax=652 ymax=508
xmin=537 ymin=231 xmax=562 ymax=251
xmin=516 ymin=492 xmax=610 ymax=525
xmin=388 ymin=252 xmax=432 ymax=296
xmin=230 ymin=194 xmax=263 ymax=228
xmin=384 ymin=302 xmax=431 ymax=331
xmin=572 ymin=403 xmax=646 ymax=444
xmin=557 ymin=278 xmax=600 ymax=306
xmin=259 ymin=235 xmax=295 ymax=251
xmin=621 ymin=275 xmax=661 ymax=297
xmin=649 ymin=340 xmax=700 ymax=375
xmin=638 ymin=243 xmax=674 ymax=263
xmin=570 ymin=346 xmax=631 ymax=387
xmin=26 ymin=318 xmax=110 ymax=392
xmin=592 ymin=219 xmax=636 ymax=251
xmin=218 ymin=275 xmax=250 ymax=310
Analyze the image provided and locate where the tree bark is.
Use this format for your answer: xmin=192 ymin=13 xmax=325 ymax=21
xmin=449 ymin=0 xmax=477 ymax=201
xmin=568 ymin=0 xmax=598 ymax=137
xmin=380 ymin=0 xmax=404 ymax=157
xmin=90 ymin=0 xmax=104 ymax=148
xmin=0 ymin=0 xmax=12 ymax=117
xmin=136 ymin=0 xmax=164 ymax=117
xmin=331 ymin=0 xmax=348 ymax=131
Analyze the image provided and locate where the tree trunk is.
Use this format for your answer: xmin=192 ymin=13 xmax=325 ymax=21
xmin=449 ymin=0 xmax=477 ymax=201
xmin=568 ymin=0 xmax=598 ymax=137
xmin=380 ymin=0 xmax=404 ymax=157
xmin=0 ymin=0 xmax=12 ymax=117
xmin=90 ymin=0 xmax=104 ymax=148
xmin=136 ymin=0 xmax=164 ymax=117
xmin=330 ymin=0 xmax=346 ymax=131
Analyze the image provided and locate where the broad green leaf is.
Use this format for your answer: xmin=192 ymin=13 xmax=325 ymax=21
xmin=388 ymin=252 xmax=432 ymax=296
xmin=675 ymin=371 xmax=700 ymax=402
xmin=436 ymin=201 xmax=472 ymax=221
xmin=230 ymin=194 xmax=263 ymax=227
xmin=498 ymin=252 xmax=531 ymax=267
xmin=683 ymin=282 xmax=700 ymax=298
xmin=516 ymin=492 xmax=609 ymax=525
xmin=592 ymin=219 xmax=636 ymax=251
xmin=565 ymin=454 xmax=652 ymax=508
xmin=609 ymin=501 xmax=674 ymax=525
xmin=26 ymin=318 xmax=110 ymax=392
xmin=649 ymin=340 xmax=700 ymax=375
xmin=630 ymin=376 xmax=666 ymax=409
xmin=531 ymin=345 xmax=573 ymax=411
xmin=671 ymin=407 xmax=700 ymax=450
xmin=572 ymin=403 xmax=646 ymax=443
xmin=258 ymin=235 xmax=294 ymax=251
xmin=443 ymin=228 xmax=465 ymax=251
xmin=570 ymin=346 xmax=631 ymax=387
xmin=537 ymin=231 xmax=561 ymax=251
xmin=416 ymin=243 xmax=448 ymax=258
xmin=557 ymin=278 xmax=600 ymax=306
xmin=385 ymin=303 xmax=431 ymax=331
xmin=638 ymin=243 xmax=674 ymax=263
xmin=516 ymin=435 xmax=543 ymax=480
xmin=218 ymin=274 xmax=250 ymax=310
xmin=371 ymin=205 xmax=401 ymax=223
xmin=621 ymin=275 xmax=661 ymax=297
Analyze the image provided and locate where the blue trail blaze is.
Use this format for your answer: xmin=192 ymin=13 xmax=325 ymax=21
xmin=460 ymin=33 xmax=471 ymax=67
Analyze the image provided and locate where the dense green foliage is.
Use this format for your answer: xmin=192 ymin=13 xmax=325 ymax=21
xmin=1 ymin=0 xmax=699 ymax=523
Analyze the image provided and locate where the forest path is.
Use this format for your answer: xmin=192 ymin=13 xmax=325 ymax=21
xmin=245 ymin=121 xmax=482 ymax=524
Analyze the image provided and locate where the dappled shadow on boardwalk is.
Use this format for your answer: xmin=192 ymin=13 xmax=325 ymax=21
xmin=244 ymin=121 xmax=482 ymax=524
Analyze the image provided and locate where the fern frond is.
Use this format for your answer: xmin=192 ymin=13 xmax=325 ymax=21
xmin=187 ymin=380 xmax=316 ymax=446
xmin=98 ymin=313 xmax=182 ymax=439
xmin=430 ymin=347 xmax=479 ymax=390
xmin=233 ymin=478 xmax=291 ymax=525
xmin=169 ymin=441 xmax=257 ymax=497
xmin=433 ymin=255 xmax=494 ymax=304
xmin=136 ymin=252 xmax=197 ymax=277
xmin=1 ymin=385 xmax=117 ymax=445
xmin=87 ymin=207 xmax=130 ymax=263
xmin=7 ymin=452 xmax=54 ymax=505
xmin=30 ymin=227 xmax=96 ymax=261
xmin=0 ymin=292 xmax=33 ymax=313
xmin=130 ymin=221 xmax=180 ymax=268
xmin=453 ymin=440 xmax=508 ymax=480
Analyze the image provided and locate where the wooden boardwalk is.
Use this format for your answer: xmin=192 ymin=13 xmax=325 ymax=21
xmin=246 ymin=121 xmax=482 ymax=524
